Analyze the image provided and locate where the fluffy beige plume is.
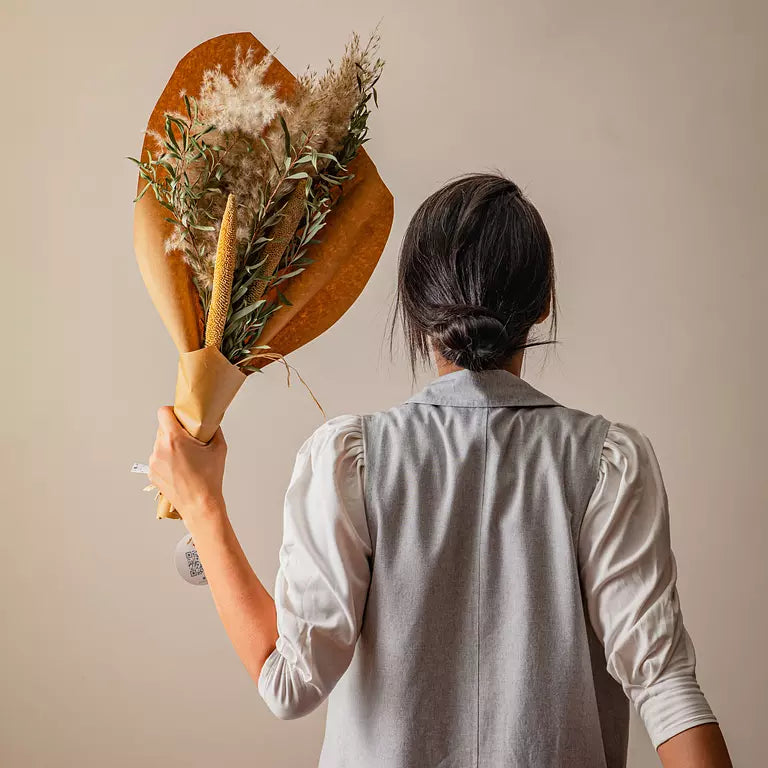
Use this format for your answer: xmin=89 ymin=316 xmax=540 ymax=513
xmin=261 ymin=31 xmax=380 ymax=179
xmin=196 ymin=45 xmax=284 ymax=136
xmin=152 ymin=45 xmax=288 ymax=286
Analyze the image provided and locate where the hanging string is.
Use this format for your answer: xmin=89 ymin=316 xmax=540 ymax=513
xmin=245 ymin=348 xmax=327 ymax=421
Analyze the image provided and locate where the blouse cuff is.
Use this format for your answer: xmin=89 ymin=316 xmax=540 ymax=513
xmin=634 ymin=675 xmax=719 ymax=749
xmin=257 ymin=643 xmax=325 ymax=720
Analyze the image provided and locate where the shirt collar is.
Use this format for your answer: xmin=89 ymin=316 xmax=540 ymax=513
xmin=405 ymin=368 xmax=561 ymax=408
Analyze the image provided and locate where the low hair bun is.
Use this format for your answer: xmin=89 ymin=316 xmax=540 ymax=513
xmin=390 ymin=172 xmax=557 ymax=377
xmin=431 ymin=305 xmax=512 ymax=371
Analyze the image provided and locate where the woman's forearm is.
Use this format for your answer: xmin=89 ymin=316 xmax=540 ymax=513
xmin=657 ymin=723 xmax=733 ymax=768
xmin=184 ymin=499 xmax=279 ymax=684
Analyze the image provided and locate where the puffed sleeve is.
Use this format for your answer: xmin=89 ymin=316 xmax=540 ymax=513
xmin=257 ymin=413 xmax=371 ymax=720
xmin=578 ymin=422 xmax=719 ymax=749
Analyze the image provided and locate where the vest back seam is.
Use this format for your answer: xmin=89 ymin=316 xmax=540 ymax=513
xmin=476 ymin=407 xmax=489 ymax=768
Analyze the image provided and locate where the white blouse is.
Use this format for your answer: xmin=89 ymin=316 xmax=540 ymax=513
xmin=257 ymin=414 xmax=719 ymax=749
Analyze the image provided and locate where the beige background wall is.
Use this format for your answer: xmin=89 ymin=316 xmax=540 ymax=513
xmin=2 ymin=1 xmax=765 ymax=766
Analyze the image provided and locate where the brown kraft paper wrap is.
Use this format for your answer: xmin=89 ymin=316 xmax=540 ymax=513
xmin=157 ymin=347 xmax=247 ymax=519
xmin=134 ymin=32 xmax=394 ymax=521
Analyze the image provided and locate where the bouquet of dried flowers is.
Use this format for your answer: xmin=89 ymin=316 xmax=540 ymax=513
xmin=129 ymin=31 xmax=393 ymax=519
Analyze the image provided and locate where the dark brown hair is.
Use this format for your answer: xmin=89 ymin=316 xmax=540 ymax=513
xmin=388 ymin=172 xmax=559 ymax=377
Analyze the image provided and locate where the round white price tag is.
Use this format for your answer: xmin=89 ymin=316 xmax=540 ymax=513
xmin=174 ymin=533 xmax=208 ymax=586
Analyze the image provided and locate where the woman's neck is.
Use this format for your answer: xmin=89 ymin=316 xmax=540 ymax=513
xmin=432 ymin=349 xmax=525 ymax=377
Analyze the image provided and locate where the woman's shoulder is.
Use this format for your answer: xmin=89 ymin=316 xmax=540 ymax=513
xmin=603 ymin=420 xmax=655 ymax=452
xmin=598 ymin=420 xmax=664 ymax=481
xmin=303 ymin=413 xmax=364 ymax=463
xmin=314 ymin=413 xmax=363 ymax=434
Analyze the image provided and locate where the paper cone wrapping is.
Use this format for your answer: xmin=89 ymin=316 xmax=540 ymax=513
xmin=157 ymin=346 xmax=247 ymax=519
xmin=134 ymin=32 xmax=394 ymax=365
xmin=134 ymin=32 xmax=393 ymax=521
xmin=134 ymin=192 xmax=204 ymax=354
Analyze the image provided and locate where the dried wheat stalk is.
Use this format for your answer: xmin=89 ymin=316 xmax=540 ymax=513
xmin=205 ymin=193 xmax=238 ymax=348
xmin=246 ymin=179 xmax=308 ymax=304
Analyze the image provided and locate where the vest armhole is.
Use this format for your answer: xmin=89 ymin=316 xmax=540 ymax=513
xmin=359 ymin=412 xmax=376 ymax=560
xmin=574 ymin=415 xmax=613 ymax=548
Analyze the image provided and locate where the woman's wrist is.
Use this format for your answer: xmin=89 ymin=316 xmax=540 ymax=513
xmin=184 ymin=495 xmax=228 ymax=537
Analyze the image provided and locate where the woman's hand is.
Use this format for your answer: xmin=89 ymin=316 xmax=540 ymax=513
xmin=148 ymin=406 xmax=228 ymax=527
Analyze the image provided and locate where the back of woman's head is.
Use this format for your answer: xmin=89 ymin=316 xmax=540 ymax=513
xmin=389 ymin=172 xmax=558 ymax=376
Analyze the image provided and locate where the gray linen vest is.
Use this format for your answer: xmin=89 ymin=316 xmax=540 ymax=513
xmin=318 ymin=368 xmax=629 ymax=768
